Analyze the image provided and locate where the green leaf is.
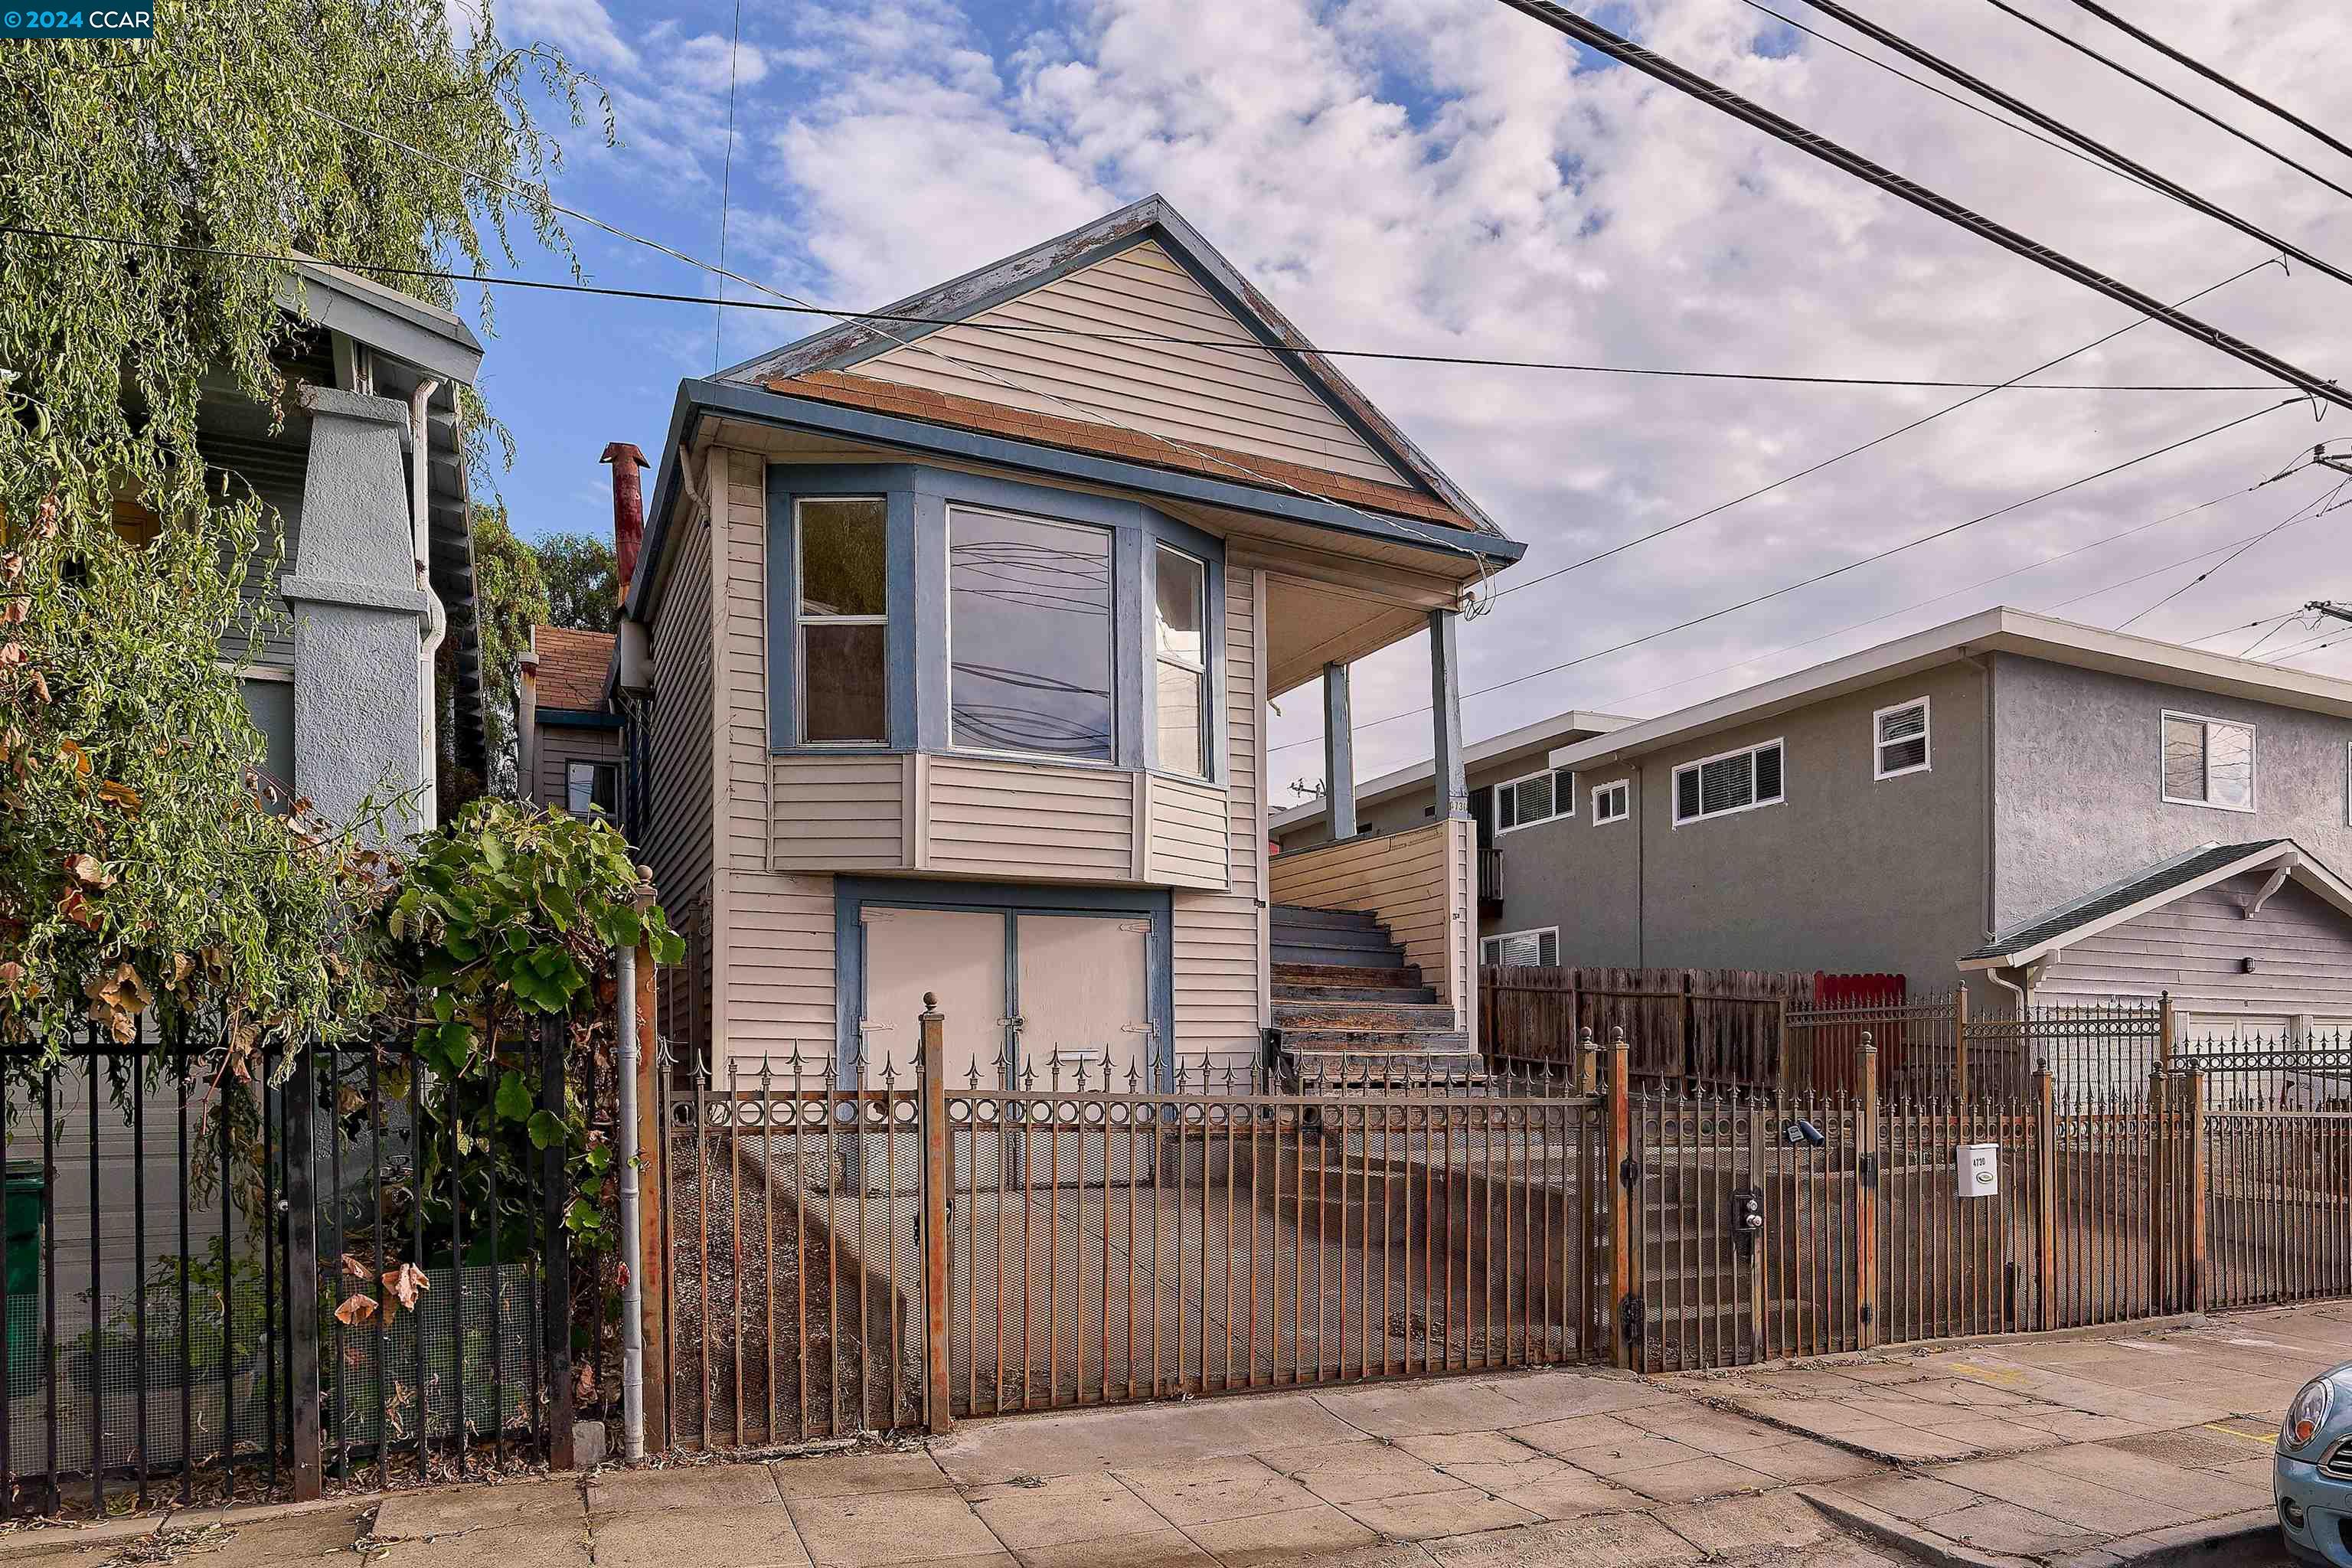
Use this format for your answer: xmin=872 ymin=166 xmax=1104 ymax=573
xmin=527 ymin=1109 xmax=566 ymax=1150
xmin=495 ymin=1070 xmax=532 ymax=1123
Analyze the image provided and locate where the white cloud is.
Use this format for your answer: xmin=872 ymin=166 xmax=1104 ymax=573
xmin=579 ymin=0 xmax=2352 ymax=782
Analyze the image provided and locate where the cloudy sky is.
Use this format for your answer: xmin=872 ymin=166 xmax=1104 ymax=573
xmin=467 ymin=0 xmax=2352 ymax=797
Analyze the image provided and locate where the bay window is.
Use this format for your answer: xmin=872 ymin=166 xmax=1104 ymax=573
xmin=795 ymin=497 xmax=890 ymax=743
xmin=949 ymin=507 xmax=1115 ymax=762
xmin=1154 ymin=546 xmax=1208 ymax=778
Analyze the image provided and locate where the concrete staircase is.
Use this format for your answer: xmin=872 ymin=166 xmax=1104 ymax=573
xmin=1270 ymin=904 xmax=1475 ymax=1083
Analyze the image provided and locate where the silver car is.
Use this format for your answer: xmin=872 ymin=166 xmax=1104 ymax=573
xmin=2279 ymin=1363 xmax=2352 ymax=1566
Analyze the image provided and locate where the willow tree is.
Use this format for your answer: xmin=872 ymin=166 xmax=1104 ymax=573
xmin=0 ymin=5 xmax=602 ymax=1052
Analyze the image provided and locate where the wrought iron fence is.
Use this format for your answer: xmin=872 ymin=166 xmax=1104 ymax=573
xmin=0 ymin=1018 xmax=581 ymax=1517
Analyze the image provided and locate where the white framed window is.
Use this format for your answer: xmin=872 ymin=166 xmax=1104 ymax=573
xmin=2161 ymin=710 xmax=2255 ymax=812
xmin=565 ymin=760 xmax=618 ymax=818
xmin=948 ymin=505 xmax=1115 ymax=762
xmin=1481 ymin=927 xmax=1560 ymax=967
xmin=794 ymin=496 xmax=890 ymax=744
xmin=1152 ymin=544 xmax=1209 ymax=779
xmin=1873 ymin=697 xmax=1929 ymax=779
xmin=1494 ymin=766 xmax=1575 ymax=833
xmin=1592 ymin=779 xmax=1630 ymax=825
xmin=1673 ymin=738 xmax=1785 ymax=826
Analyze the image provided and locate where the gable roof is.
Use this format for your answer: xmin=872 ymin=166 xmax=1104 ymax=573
xmin=1550 ymin=606 xmax=2352 ymax=775
xmin=719 ymin=194 xmax=1501 ymax=537
xmin=1960 ymin=838 xmax=2352 ymax=970
xmin=531 ymin=626 xmax=615 ymax=712
xmin=1271 ymin=710 xmax=1633 ymax=834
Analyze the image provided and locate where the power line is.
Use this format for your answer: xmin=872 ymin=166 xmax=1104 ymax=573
xmin=1491 ymin=1 xmax=2352 ymax=413
xmin=1978 ymin=0 xmax=2352 ymax=206
xmin=1784 ymin=0 xmax=2352 ymax=291
xmin=2060 ymin=0 xmax=2352 ymax=167
xmin=2112 ymin=479 xmax=2350 ymax=630
xmin=0 ymin=223 xmax=2279 ymax=395
xmin=1268 ymin=397 xmax=2303 ymax=754
xmin=1486 ymin=256 xmax=2280 ymax=605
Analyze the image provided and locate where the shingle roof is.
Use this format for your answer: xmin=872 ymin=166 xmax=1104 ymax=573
xmin=534 ymin=626 xmax=615 ymax=712
xmin=1962 ymin=840 xmax=2289 ymax=963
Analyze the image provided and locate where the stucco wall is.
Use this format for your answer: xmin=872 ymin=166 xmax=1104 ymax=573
xmin=1492 ymin=661 xmax=1991 ymax=995
xmin=1988 ymin=652 xmax=2352 ymax=932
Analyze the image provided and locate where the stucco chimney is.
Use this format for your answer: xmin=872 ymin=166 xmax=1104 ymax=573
xmin=600 ymin=442 xmax=651 ymax=606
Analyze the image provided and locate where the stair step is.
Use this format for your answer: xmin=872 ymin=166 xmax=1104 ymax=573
xmin=1274 ymin=1001 xmax=1457 ymax=1030
xmin=1282 ymin=1027 xmax=1472 ymax=1052
xmin=1272 ymin=962 xmax=1425 ymax=990
xmin=1269 ymin=926 xmax=1406 ymax=957
xmin=1272 ymin=941 xmax=1407 ymax=969
xmin=1268 ymin=904 xmax=1385 ymax=933
xmin=1272 ymin=984 xmax=1440 ymax=1004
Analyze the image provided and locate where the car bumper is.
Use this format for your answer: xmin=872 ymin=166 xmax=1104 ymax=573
xmin=2278 ymin=1454 xmax=2352 ymax=1568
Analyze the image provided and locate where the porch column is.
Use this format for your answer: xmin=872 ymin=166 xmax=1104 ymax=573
xmin=1430 ymin=608 xmax=1467 ymax=818
xmin=1323 ymin=660 xmax=1357 ymax=840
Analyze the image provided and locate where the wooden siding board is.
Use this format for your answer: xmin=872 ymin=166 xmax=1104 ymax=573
xmin=2041 ymin=873 xmax=2352 ymax=1013
xmin=853 ymin=242 xmax=1406 ymax=486
xmin=1171 ymin=568 xmax=1265 ymax=1057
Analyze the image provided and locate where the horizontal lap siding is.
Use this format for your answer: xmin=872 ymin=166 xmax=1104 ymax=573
xmin=717 ymin=448 xmax=840 ymax=1065
xmin=854 ymin=243 xmax=1403 ymax=486
xmin=1145 ymin=774 xmax=1228 ymax=889
xmin=773 ymin=754 xmax=907 ymax=870
xmin=1173 ymin=570 xmax=1265 ymax=1065
xmin=2043 ymin=873 xmax=2352 ymax=1014
xmin=925 ymin=757 xmax=1136 ymax=878
xmin=645 ymin=501 xmax=714 ymax=914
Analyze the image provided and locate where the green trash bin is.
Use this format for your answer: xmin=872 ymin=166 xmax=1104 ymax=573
xmin=4 ymin=1162 xmax=42 ymax=1396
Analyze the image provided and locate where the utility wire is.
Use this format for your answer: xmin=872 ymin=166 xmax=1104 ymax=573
xmin=1491 ymin=1 xmax=2352 ymax=413
xmin=0 ymin=224 xmax=2276 ymax=394
xmin=1782 ymin=0 xmax=2352 ymax=291
xmin=1268 ymin=397 xmax=2304 ymax=753
xmin=1740 ymin=0 xmax=2167 ymax=198
xmin=2112 ymin=479 xmax=2350 ymax=629
xmin=1978 ymin=0 xmax=2352 ymax=206
xmin=1487 ymin=256 xmax=2280 ymax=605
xmin=2060 ymin=0 xmax=2352 ymax=166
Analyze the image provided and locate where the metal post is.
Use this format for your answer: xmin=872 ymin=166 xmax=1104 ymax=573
xmin=541 ymin=1014 xmax=577 ymax=1470
xmin=1774 ymin=995 xmax=1792 ymax=1102
xmin=2034 ymin=1067 xmax=2056 ymax=1331
xmin=1953 ymin=985 xmax=1969 ymax=1102
xmin=1856 ymin=1033 xmax=1879 ymax=1349
xmin=2184 ymin=1067 xmax=2207 ymax=1312
xmin=632 ymin=942 xmax=668 ymax=1454
xmin=2158 ymin=990 xmax=2174 ymax=1067
xmin=1606 ymin=1030 xmax=1637 ymax=1370
xmin=918 ymin=996 xmax=954 ymax=1433
xmin=1322 ymin=662 xmax=1357 ymax=841
xmin=616 ymin=929 xmax=647 ymax=1463
xmin=1579 ymin=1027 xmax=1599 ymax=1096
xmin=284 ymin=1047 xmax=322 ymax=1501
xmin=2147 ymin=1065 xmax=2168 ymax=1313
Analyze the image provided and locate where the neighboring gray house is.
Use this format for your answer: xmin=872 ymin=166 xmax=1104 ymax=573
xmin=1269 ymin=710 xmax=1628 ymax=946
xmin=1436 ymin=606 xmax=2352 ymax=1036
xmin=217 ymin=258 xmax=490 ymax=831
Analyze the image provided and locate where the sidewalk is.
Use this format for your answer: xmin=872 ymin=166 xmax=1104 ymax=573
xmin=6 ymin=1302 xmax=2339 ymax=1568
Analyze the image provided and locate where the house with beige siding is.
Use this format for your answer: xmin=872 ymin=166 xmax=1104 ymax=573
xmin=1358 ymin=607 xmax=2352 ymax=1047
xmin=616 ymin=196 xmax=1524 ymax=1083
xmin=517 ymin=624 xmax=623 ymax=816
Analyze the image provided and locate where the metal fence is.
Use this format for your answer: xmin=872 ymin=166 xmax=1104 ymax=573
xmin=655 ymin=1014 xmax=2352 ymax=1440
xmin=0 ymin=1018 xmax=581 ymax=1517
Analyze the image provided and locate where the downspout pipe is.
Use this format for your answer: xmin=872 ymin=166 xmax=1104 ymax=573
xmin=616 ymin=879 xmax=655 ymax=1463
xmin=410 ymin=378 xmax=445 ymax=826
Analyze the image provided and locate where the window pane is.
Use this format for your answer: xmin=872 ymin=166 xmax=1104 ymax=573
xmin=1700 ymin=754 xmax=1753 ymax=815
xmin=799 ymin=498 xmax=888 ymax=617
xmin=1511 ymin=773 xmax=1553 ymax=823
xmin=950 ymin=510 xmax=1113 ymax=760
xmin=1552 ymin=767 xmax=1576 ymax=812
xmin=1156 ymin=659 xmax=1206 ymax=777
xmin=2163 ymin=715 xmax=2207 ymax=801
xmin=565 ymin=762 xmax=615 ymax=816
xmin=1675 ymin=768 xmax=1700 ymax=821
xmin=1155 ymin=547 xmax=1204 ymax=665
xmin=803 ymin=622 xmax=888 ymax=742
xmin=1755 ymin=743 xmax=1783 ymax=802
xmin=2208 ymin=721 xmax=2253 ymax=808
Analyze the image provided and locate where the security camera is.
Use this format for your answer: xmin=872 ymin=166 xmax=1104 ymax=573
xmin=1782 ymin=1119 xmax=1826 ymax=1148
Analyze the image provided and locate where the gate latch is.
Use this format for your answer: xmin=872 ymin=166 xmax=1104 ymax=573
xmin=1730 ymin=1185 xmax=1763 ymax=1256
xmin=1619 ymin=1292 xmax=1645 ymax=1349
xmin=1858 ymin=1154 xmax=1880 ymax=1189
xmin=1619 ymin=1156 xmax=1639 ymax=1192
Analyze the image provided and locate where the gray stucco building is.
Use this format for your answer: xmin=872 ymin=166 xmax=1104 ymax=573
xmin=216 ymin=260 xmax=489 ymax=836
xmin=1279 ymin=608 xmax=2352 ymax=1034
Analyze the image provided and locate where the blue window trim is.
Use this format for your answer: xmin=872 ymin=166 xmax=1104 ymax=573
xmin=768 ymin=461 xmax=1224 ymax=783
xmin=832 ymin=877 xmax=1175 ymax=1086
